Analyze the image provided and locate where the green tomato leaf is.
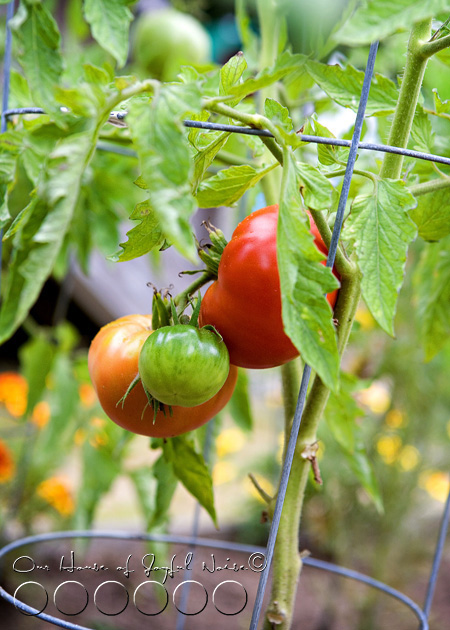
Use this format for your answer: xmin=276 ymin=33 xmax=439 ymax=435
xmin=228 ymin=369 xmax=253 ymax=432
xmin=109 ymin=199 xmax=164 ymax=262
xmin=228 ymin=50 xmax=307 ymax=100
xmin=410 ymin=187 xmax=450 ymax=242
xmin=164 ymin=436 xmax=217 ymax=527
xmin=344 ymin=179 xmax=417 ymax=336
xmin=413 ymin=237 xmax=450 ymax=361
xmin=434 ymin=89 xmax=450 ymax=116
xmin=335 ymin=0 xmax=450 ymax=46
xmin=264 ymin=98 xmax=294 ymax=138
xmin=192 ymin=131 xmax=231 ymax=193
xmin=0 ymin=132 xmax=94 ymax=343
xmin=410 ymin=109 xmax=434 ymax=153
xmin=10 ymin=1 xmax=63 ymax=118
xmin=278 ymin=150 xmax=340 ymax=392
xmin=84 ymin=0 xmax=135 ymax=67
xmin=306 ymin=61 xmax=398 ymax=117
xmin=0 ymin=131 xmax=22 ymax=228
xmin=220 ymin=51 xmax=247 ymax=97
xmin=296 ymin=162 xmax=334 ymax=211
xmin=130 ymin=456 xmax=178 ymax=529
xmin=127 ymin=83 xmax=203 ymax=263
xmin=302 ymin=118 xmax=350 ymax=167
xmin=195 ymin=163 xmax=277 ymax=208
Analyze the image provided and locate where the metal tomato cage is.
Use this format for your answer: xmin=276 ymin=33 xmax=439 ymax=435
xmin=0 ymin=2 xmax=449 ymax=628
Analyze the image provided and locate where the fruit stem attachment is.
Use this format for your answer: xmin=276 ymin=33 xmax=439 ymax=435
xmin=174 ymin=271 xmax=213 ymax=316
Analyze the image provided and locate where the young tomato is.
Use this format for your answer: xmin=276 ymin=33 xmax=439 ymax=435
xmin=198 ymin=204 xmax=339 ymax=369
xmin=88 ymin=315 xmax=237 ymax=438
xmin=138 ymin=324 xmax=230 ymax=407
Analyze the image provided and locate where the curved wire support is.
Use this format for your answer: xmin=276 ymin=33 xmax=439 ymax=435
xmin=0 ymin=529 xmax=431 ymax=630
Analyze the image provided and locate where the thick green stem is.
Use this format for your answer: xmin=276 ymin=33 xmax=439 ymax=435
xmin=264 ymin=267 xmax=362 ymax=630
xmin=380 ymin=20 xmax=432 ymax=179
xmin=410 ymin=176 xmax=450 ymax=197
xmin=174 ymin=271 xmax=213 ymax=315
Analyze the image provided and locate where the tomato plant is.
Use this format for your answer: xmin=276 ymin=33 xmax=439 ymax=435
xmin=138 ymin=323 xmax=230 ymax=407
xmin=198 ymin=205 xmax=340 ymax=369
xmin=88 ymin=315 xmax=237 ymax=438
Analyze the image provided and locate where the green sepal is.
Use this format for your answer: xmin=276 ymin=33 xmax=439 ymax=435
xmin=197 ymin=222 xmax=228 ymax=278
xmin=116 ymin=373 xmax=141 ymax=408
xmin=152 ymin=291 xmax=171 ymax=330
xmin=189 ymin=292 xmax=202 ymax=328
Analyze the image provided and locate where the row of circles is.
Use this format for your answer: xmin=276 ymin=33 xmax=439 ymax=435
xmin=14 ymin=579 xmax=248 ymax=617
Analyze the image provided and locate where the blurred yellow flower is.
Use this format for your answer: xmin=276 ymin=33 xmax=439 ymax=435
xmin=79 ymin=383 xmax=96 ymax=408
xmin=0 ymin=372 xmax=28 ymax=417
xmin=89 ymin=433 xmax=109 ymax=448
xmin=398 ymin=445 xmax=420 ymax=471
xmin=90 ymin=416 xmax=106 ymax=428
xmin=245 ymin=474 xmax=274 ymax=504
xmin=74 ymin=428 xmax=86 ymax=446
xmin=358 ymin=381 xmax=391 ymax=414
xmin=37 ymin=477 xmax=75 ymax=516
xmin=447 ymin=421 xmax=450 ymax=440
xmin=385 ymin=409 xmax=406 ymax=429
xmin=216 ymin=428 xmax=245 ymax=458
xmin=355 ymin=305 xmax=376 ymax=330
xmin=376 ymin=434 xmax=402 ymax=464
xmin=419 ymin=471 xmax=450 ymax=503
xmin=0 ymin=439 xmax=15 ymax=482
xmin=31 ymin=401 xmax=51 ymax=429
xmin=212 ymin=461 xmax=237 ymax=486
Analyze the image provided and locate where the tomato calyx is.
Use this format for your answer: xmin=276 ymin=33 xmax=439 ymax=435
xmin=197 ymin=221 xmax=228 ymax=279
xmin=116 ymin=371 xmax=173 ymax=424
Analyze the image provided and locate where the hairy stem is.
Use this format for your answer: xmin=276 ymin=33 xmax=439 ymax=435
xmin=410 ymin=176 xmax=450 ymax=197
xmin=380 ymin=19 xmax=432 ymax=179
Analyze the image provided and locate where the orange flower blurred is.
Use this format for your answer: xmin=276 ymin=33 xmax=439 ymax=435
xmin=37 ymin=477 xmax=75 ymax=517
xmin=0 ymin=439 xmax=15 ymax=482
xmin=79 ymin=383 xmax=96 ymax=408
xmin=0 ymin=372 xmax=28 ymax=417
xmin=31 ymin=401 xmax=51 ymax=429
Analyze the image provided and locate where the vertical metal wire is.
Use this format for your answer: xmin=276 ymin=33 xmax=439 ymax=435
xmin=248 ymin=40 xmax=380 ymax=630
xmin=175 ymin=418 xmax=216 ymax=629
xmin=422 ymin=485 xmax=450 ymax=621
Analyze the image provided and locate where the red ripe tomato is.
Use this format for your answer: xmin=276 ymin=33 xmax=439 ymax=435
xmin=198 ymin=205 xmax=339 ymax=369
xmin=88 ymin=315 xmax=237 ymax=438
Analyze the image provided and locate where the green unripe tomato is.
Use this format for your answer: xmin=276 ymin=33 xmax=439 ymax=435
xmin=132 ymin=9 xmax=212 ymax=81
xmin=138 ymin=325 xmax=230 ymax=407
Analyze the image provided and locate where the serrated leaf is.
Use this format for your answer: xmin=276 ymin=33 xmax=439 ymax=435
xmin=220 ymin=51 xmax=247 ymax=96
xmin=0 ymin=132 xmax=93 ymax=343
xmin=0 ymin=132 xmax=22 ymax=228
xmin=228 ymin=50 xmax=307 ymax=100
xmin=127 ymin=83 xmax=203 ymax=262
xmin=344 ymin=179 xmax=417 ymax=335
xmin=131 ymin=456 xmax=178 ymax=529
xmin=302 ymin=118 xmax=350 ymax=167
xmin=264 ymin=98 xmax=294 ymax=137
xmin=278 ymin=150 xmax=340 ymax=392
xmin=413 ymin=238 xmax=450 ymax=360
xmin=110 ymin=200 xmax=164 ymax=262
xmin=10 ymin=2 xmax=63 ymax=117
xmin=306 ymin=61 xmax=398 ymax=117
xmin=228 ymin=369 xmax=253 ymax=432
xmin=296 ymin=162 xmax=334 ymax=211
xmin=84 ymin=0 xmax=134 ymax=68
xmin=192 ymin=131 xmax=231 ymax=192
xmin=434 ymin=89 xmax=450 ymax=115
xmin=410 ymin=186 xmax=450 ymax=242
xmin=164 ymin=436 xmax=217 ymax=527
xmin=335 ymin=0 xmax=450 ymax=46
xmin=196 ymin=163 xmax=277 ymax=208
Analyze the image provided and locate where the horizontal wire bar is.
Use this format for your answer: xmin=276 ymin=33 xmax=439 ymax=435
xmin=0 ymin=529 xmax=429 ymax=629
xmin=3 ymin=107 xmax=450 ymax=167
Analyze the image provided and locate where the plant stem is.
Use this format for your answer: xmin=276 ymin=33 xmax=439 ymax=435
xmin=308 ymin=208 xmax=355 ymax=277
xmin=174 ymin=271 xmax=213 ymax=314
xmin=264 ymin=266 xmax=362 ymax=629
xmin=421 ymin=32 xmax=450 ymax=57
xmin=380 ymin=19 xmax=432 ymax=179
xmin=410 ymin=176 xmax=450 ymax=197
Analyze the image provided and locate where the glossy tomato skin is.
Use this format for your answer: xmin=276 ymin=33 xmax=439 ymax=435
xmin=198 ymin=205 xmax=339 ymax=369
xmin=138 ymin=324 xmax=230 ymax=407
xmin=88 ymin=315 xmax=237 ymax=438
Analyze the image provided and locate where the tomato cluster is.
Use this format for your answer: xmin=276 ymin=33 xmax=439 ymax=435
xmin=88 ymin=205 xmax=338 ymax=437
xmin=198 ymin=205 xmax=339 ymax=369
xmin=88 ymin=315 xmax=237 ymax=438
